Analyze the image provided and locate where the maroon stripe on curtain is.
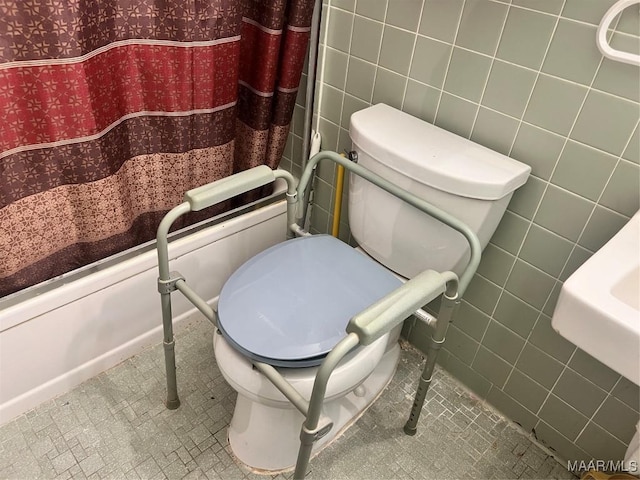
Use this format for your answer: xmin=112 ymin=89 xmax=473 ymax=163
xmin=277 ymin=29 xmax=310 ymax=91
xmin=0 ymin=1 xmax=243 ymax=63
xmin=239 ymin=21 xmax=282 ymax=93
xmin=0 ymin=109 xmax=236 ymax=208
xmin=0 ymin=42 xmax=239 ymax=154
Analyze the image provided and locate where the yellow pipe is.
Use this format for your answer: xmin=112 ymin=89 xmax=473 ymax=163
xmin=331 ymin=159 xmax=346 ymax=238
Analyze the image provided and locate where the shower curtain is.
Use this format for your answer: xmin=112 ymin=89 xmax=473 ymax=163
xmin=0 ymin=0 xmax=314 ymax=298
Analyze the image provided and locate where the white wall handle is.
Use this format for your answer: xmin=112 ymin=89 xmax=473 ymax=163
xmin=597 ymin=0 xmax=640 ymax=66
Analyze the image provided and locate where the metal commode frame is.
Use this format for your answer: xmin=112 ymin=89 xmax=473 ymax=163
xmin=156 ymin=151 xmax=481 ymax=479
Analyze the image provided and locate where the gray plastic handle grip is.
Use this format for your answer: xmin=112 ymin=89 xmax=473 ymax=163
xmin=183 ymin=165 xmax=275 ymax=211
xmin=346 ymin=270 xmax=448 ymax=345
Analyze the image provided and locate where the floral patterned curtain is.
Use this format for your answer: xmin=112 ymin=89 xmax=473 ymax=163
xmin=0 ymin=0 xmax=314 ymax=297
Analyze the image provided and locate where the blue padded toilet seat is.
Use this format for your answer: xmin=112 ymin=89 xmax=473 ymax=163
xmin=217 ymin=235 xmax=402 ymax=367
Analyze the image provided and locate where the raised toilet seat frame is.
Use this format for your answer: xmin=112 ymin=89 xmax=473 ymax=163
xmin=156 ymin=150 xmax=481 ymax=479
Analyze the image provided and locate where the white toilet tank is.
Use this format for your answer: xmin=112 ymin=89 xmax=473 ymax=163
xmin=348 ymin=103 xmax=531 ymax=278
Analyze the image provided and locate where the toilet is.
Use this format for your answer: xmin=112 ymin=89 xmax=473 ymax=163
xmin=213 ymin=103 xmax=531 ymax=472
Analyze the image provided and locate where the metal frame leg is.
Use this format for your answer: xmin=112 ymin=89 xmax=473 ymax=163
xmin=404 ymin=287 xmax=460 ymax=435
xmin=293 ymin=333 xmax=360 ymax=479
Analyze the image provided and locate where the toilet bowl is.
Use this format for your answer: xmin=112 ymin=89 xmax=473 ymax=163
xmin=214 ymin=234 xmax=404 ymax=471
xmin=212 ymin=103 xmax=531 ymax=472
xmin=214 ymin=323 xmax=400 ymax=471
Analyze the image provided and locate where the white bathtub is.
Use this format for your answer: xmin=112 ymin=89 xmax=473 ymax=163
xmin=0 ymin=188 xmax=288 ymax=425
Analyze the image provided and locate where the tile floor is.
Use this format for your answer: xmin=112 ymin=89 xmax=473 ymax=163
xmin=0 ymin=316 xmax=577 ymax=480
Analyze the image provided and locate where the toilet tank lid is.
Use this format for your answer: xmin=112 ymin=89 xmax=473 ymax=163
xmin=350 ymin=104 xmax=531 ymax=200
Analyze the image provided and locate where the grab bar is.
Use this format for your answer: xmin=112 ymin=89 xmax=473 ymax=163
xmin=597 ymin=0 xmax=640 ymax=66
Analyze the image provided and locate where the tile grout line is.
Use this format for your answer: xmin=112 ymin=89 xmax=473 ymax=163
xmin=432 ymin=0 xmax=466 ymax=125
xmin=468 ymin=2 xmax=511 ymax=138
xmin=400 ymin=2 xmax=426 ymax=113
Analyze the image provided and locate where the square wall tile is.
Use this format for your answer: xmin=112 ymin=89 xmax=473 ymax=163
xmin=551 ymin=140 xmax=618 ymax=201
xmin=497 ymin=6 xmax=558 ymax=70
xmin=419 ymin=0 xmax=464 ymax=43
xmin=534 ymin=184 xmax=594 ymax=242
xmin=524 ymin=74 xmax=588 ymax=137
xmin=503 ymin=370 xmax=548 ymax=413
xmin=454 ymin=300 xmax=491 ymax=341
xmin=486 ymin=387 xmax=538 ymax=432
xmin=355 ymin=0 xmax=386 ymax=21
xmin=571 ymin=90 xmax=639 ymax=156
xmin=542 ymin=19 xmax=600 ymax=86
xmin=443 ymin=47 xmax=492 ymax=103
xmin=402 ymin=80 xmax=440 ymax=124
xmin=505 ymin=259 xmax=556 ymax=310
xmin=559 ymin=245 xmax=593 ymax=282
xmin=578 ymin=205 xmax=628 ymax=252
xmin=483 ymin=320 xmax=526 ymax=364
xmin=553 ymin=369 xmax=607 ymax=417
xmin=508 ymin=175 xmax=545 ymax=220
xmin=326 ymin=8 xmax=353 ymax=53
xmin=576 ymin=422 xmax=628 ymax=461
xmin=438 ymin=351 xmax=493 ymax=399
xmin=561 ymin=0 xmax=619 ymax=25
xmin=470 ymin=108 xmax=519 ymax=155
xmin=345 ymin=57 xmax=376 ymax=101
xmin=569 ymin=349 xmax=620 ymax=392
xmin=511 ymin=123 xmax=565 ymax=180
xmin=599 ymin=160 xmax=640 ymax=217
xmin=612 ymin=376 xmax=640 ymax=413
xmin=456 ymin=0 xmax=509 ymax=55
xmin=350 ymin=16 xmax=383 ymax=63
xmin=519 ymin=224 xmax=573 ymax=278
xmin=477 ymin=244 xmax=515 ymax=286
xmin=539 ymin=394 xmax=589 ymax=440
xmin=386 ymin=0 xmax=423 ymax=32
xmin=319 ymin=84 xmax=344 ymax=124
xmin=340 ymin=94 xmax=369 ymax=129
xmin=372 ymin=68 xmax=407 ymax=110
xmin=379 ymin=26 xmax=416 ymax=75
xmin=313 ymin=177 xmax=334 ymax=212
xmin=528 ymin=314 xmax=576 ymax=364
xmin=444 ymin=324 xmax=479 ymax=365
xmin=323 ymin=48 xmax=349 ymax=90
xmin=310 ymin=203 xmax=330 ymax=234
xmin=464 ymin=274 xmax=501 ymax=315
xmin=593 ymin=33 xmax=640 ymax=103
xmin=493 ymin=290 xmax=539 ymax=338
xmin=617 ymin=4 xmax=640 ymax=35
xmin=435 ymin=93 xmax=478 ymax=138
xmin=472 ymin=346 xmax=512 ymax=388
xmin=409 ymin=36 xmax=452 ymax=89
xmin=482 ymin=60 xmax=537 ymax=119
xmin=516 ymin=344 xmax=564 ymax=389
xmin=491 ymin=211 xmax=529 ymax=255
xmin=317 ymin=117 xmax=339 ymax=156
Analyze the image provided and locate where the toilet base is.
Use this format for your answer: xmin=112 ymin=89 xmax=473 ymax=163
xmin=227 ymin=344 xmax=401 ymax=472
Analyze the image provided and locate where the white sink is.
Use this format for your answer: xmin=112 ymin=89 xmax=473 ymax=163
xmin=552 ymin=210 xmax=640 ymax=386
